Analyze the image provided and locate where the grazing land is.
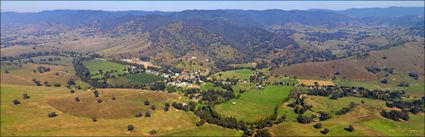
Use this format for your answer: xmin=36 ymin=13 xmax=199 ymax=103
xmin=82 ymin=59 xmax=127 ymax=79
xmin=107 ymin=73 xmax=165 ymax=87
xmin=214 ymin=86 xmax=292 ymax=122
xmin=298 ymin=79 xmax=334 ymax=86
xmin=1 ymin=7 xmax=424 ymax=137
xmin=161 ymin=124 xmax=243 ymax=136
xmin=1 ymin=63 xmax=79 ymax=86
xmin=269 ymin=97 xmax=424 ymax=136
xmin=1 ymin=84 xmax=199 ymax=136
xmin=212 ymin=69 xmax=253 ymax=81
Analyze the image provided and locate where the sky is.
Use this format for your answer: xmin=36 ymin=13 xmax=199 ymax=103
xmin=1 ymin=1 xmax=424 ymax=12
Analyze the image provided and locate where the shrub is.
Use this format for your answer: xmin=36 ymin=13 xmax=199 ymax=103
xmin=128 ymin=125 xmax=134 ymax=131
xmin=48 ymin=112 xmax=58 ymax=118
xmin=320 ymin=128 xmax=329 ymax=134
xmin=344 ymin=125 xmax=354 ymax=132
xmin=13 ymin=99 xmax=20 ymax=105
xmin=313 ymin=123 xmax=322 ymax=129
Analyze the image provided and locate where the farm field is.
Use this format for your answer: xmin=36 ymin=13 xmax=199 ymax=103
xmin=0 ymin=84 xmax=199 ymax=136
xmin=161 ymin=124 xmax=243 ymax=136
xmin=214 ymin=86 xmax=292 ymax=122
xmin=212 ymin=69 xmax=253 ymax=81
xmin=107 ymin=73 xmax=165 ymax=87
xmin=82 ymin=59 xmax=127 ymax=79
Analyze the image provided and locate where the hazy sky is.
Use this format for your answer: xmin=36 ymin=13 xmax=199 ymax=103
xmin=1 ymin=1 xmax=424 ymax=12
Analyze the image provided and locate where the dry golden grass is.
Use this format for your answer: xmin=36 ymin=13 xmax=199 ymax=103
xmin=272 ymin=42 xmax=424 ymax=82
xmin=298 ymin=79 xmax=334 ymax=86
xmin=1 ymin=84 xmax=199 ymax=136
xmin=47 ymin=89 xmax=184 ymax=119
xmin=1 ymin=63 xmax=77 ymax=86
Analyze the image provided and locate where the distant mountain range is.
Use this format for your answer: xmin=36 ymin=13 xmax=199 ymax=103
xmin=1 ymin=7 xmax=424 ymax=70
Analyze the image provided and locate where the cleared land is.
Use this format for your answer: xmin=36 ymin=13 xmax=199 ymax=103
xmin=30 ymin=56 xmax=73 ymax=66
xmin=161 ymin=124 xmax=243 ymax=136
xmin=212 ymin=69 xmax=253 ymax=81
xmin=297 ymin=79 xmax=334 ymax=86
xmin=107 ymin=73 xmax=165 ymax=86
xmin=47 ymin=88 xmax=183 ymax=119
xmin=0 ymin=63 xmax=81 ymax=87
xmin=82 ymin=59 xmax=127 ymax=79
xmin=214 ymin=86 xmax=292 ymax=122
xmin=1 ymin=84 xmax=199 ymax=136
xmin=272 ymin=43 xmax=425 ymax=96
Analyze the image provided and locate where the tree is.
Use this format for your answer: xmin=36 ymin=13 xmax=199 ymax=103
xmin=319 ymin=112 xmax=331 ymax=121
xmin=320 ymin=128 xmax=330 ymax=134
xmin=92 ymin=117 xmax=97 ymax=122
xmin=135 ymin=112 xmax=143 ymax=117
xmin=145 ymin=111 xmax=151 ymax=117
xmin=13 ymin=99 xmax=20 ymax=105
xmin=297 ymin=115 xmax=312 ymax=124
xmin=144 ymin=100 xmax=150 ymax=106
xmin=344 ymin=125 xmax=354 ymax=132
xmin=128 ymin=125 xmax=134 ymax=131
xmin=151 ymin=105 xmax=156 ymax=111
xmin=314 ymin=123 xmax=322 ymax=129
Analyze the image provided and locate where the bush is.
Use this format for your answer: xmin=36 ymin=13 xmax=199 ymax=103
xmin=344 ymin=125 xmax=354 ymax=132
xmin=22 ymin=93 xmax=30 ymax=99
xmin=128 ymin=125 xmax=134 ymax=131
xmin=92 ymin=117 xmax=97 ymax=122
xmin=145 ymin=111 xmax=151 ymax=117
xmin=319 ymin=112 xmax=331 ymax=121
xmin=313 ymin=123 xmax=322 ymax=129
xmin=320 ymin=128 xmax=329 ymax=134
xmin=75 ymin=97 xmax=80 ymax=102
xmin=297 ymin=115 xmax=312 ymax=124
xmin=144 ymin=100 xmax=150 ymax=106
xmin=13 ymin=99 xmax=20 ymax=105
xmin=48 ymin=112 xmax=58 ymax=118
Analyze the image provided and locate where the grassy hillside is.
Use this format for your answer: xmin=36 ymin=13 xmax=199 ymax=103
xmin=161 ymin=124 xmax=243 ymax=136
xmin=214 ymin=86 xmax=292 ymax=122
xmin=269 ymin=96 xmax=424 ymax=136
xmin=272 ymin=43 xmax=425 ymax=96
xmin=0 ymin=63 xmax=82 ymax=87
xmin=1 ymin=84 xmax=199 ymax=136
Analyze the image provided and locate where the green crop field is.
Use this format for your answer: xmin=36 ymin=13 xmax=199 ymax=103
xmin=1 ymin=84 xmax=199 ymax=136
xmin=212 ymin=69 xmax=253 ymax=81
xmin=82 ymin=59 xmax=127 ymax=79
xmin=161 ymin=124 xmax=243 ymax=136
xmin=214 ymin=86 xmax=292 ymax=122
xmin=107 ymin=73 xmax=165 ymax=86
